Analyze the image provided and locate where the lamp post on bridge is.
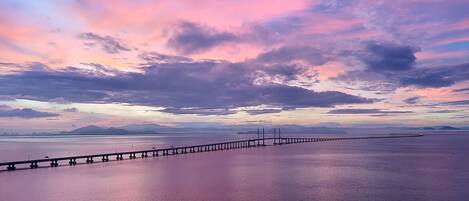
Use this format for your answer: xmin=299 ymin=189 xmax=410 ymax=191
xmin=257 ymin=128 xmax=260 ymax=146
xmin=278 ymin=128 xmax=282 ymax=145
xmin=262 ymin=128 xmax=265 ymax=146
xmin=274 ymin=128 xmax=277 ymax=144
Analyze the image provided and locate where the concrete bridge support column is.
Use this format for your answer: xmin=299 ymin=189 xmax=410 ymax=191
xmin=50 ymin=160 xmax=59 ymax=167
xmin=7 ymin=164 xmax=16 ymax=170
xmin=31 ymin=161 xmax=39 ymax=168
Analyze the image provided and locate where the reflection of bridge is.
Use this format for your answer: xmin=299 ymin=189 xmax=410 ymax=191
xmin=0 ymin=132 xmax=423 ymax=171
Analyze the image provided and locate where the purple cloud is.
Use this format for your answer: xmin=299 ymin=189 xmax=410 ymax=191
xmin=256 ymin=46 xmax=329 ymax=66
xmin=63 ymin=107 xmax=78 ymax=112
xmin=159 ymin=108 xmax=236 ymax=116
xmin=441 ymin=100 xmax=469 ymax=105
xmin=428 ymin=110 xmax=459 ymax=113
xmin=79 ymin=32 xmax=131 ymax=54
xmin=0 ymin=59 xmax=372 ymax=115
xmin=0 ymin=107 xmax=59 ymax=118
xmin=328 ymin=109 xmax=412 ymax=114
xmin=453 ymin=87 xmax=469 ymax=92
xmin=167 ymin=22 xmax=238 ymax=54
xmin=404 ymin=96 xmax=420 ymax=104
xmin=358 ymin=41 xmax=419 ymax=72
xmin=400 ymin=63 xmax=469 ymax=88
xmin=244 ymin=109 xmax=283 ymax=115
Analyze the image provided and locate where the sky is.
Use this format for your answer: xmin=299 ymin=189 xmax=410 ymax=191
xmin=0 ymin=0 xmax=468 ymax=132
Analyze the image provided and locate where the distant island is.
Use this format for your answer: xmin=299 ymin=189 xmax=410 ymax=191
xmin=415 ymin=126 xmax=461 ymax=130
xmin=60 ymin=125 xmax=145 ymax=135
xmin=0 ymin=124 xmax=467 ymax=136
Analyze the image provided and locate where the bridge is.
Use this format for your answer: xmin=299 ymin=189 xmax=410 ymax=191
xmin=0 ymin=131 xmax=423 ymax=171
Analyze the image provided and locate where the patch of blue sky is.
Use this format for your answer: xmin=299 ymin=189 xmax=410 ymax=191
xmin=431 ymin=28 xmax=469 ymax=41
xmin=432 ymin=41 xmax=469 ymax=51
xmin=1 ymin=0 xmax=81 ymax=31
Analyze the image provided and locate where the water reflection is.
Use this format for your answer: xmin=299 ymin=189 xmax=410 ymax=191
xmin=0 ymin=133 xmax=468 ymax=201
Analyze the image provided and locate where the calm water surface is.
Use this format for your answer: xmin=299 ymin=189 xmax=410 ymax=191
xmin=0 ymin=133 xmax=468 ymax=201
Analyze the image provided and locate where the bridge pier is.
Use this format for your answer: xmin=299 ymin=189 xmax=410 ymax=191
xmin=7 ymin=164 xmax=16 ymax=171
xmin=69 ymin=158 xmax=77 ymax=165
xmin=50 ymin=160 xmax=59 ymax=167
xmin=102 ymin=155 xmax=109 ymax=162
xmin=30 ymin=161 xmax=39 ymax=168
xmin=86 ymin=157 xmax=94 ymax=163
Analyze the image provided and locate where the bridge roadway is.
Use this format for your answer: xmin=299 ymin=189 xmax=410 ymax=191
xmin=0 ymin=134 xmax=423 ymax=171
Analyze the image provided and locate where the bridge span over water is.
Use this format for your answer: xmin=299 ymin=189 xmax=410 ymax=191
xmin=0 ymin=132 xmax=423 ymax=171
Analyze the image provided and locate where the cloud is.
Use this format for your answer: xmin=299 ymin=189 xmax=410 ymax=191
xmin=0 ymin=60 xmax=372 ymax=115
xmin=453 ymin=87 xmax=469 ymax=92
xmin=0 ymin=104 xmax=11 ymax=109
xmin=335 ymin=61 xmax=469 ymax=91
xmin=404 ymin=96 xmax=420 ymax=104
xmin=244 ymin=109 xmax=283 ymax=115
xmin=400 ymin=63 xmax=469 ymax=88
xmin=0 ymin=108 xmax=59 ymax=118
xmin=258 ymin=63 xmax=307 ymax=81
xmin=331 ymin=70 xmax=399 ymax=92
xmin=139 ymin=52 xmax=193 ymax=64
xmin=159 ymin=108 xmax=236 ymax=116
xmin=0 ymin=62 xmax=22 ymax=68
xmin=79 ymin=32 xmax=131 ymax=54
xmin=167 ymin=22 xmax=238 ymax=54
xmin=331 ymin=41 xmax=423 ymax=92
xmin=63 ymin=107 xmax=78 ymax=112
xmin=358 ymin=41 xmax=419 ymax=72
xmin=440 ymin=100 xmax=469 ymax=105
xmin=327 ymin=109 xmax=412 ymax=114
xmin=428 ymin=110 xmax=459 ymax=113
xmin=256 ymin=46 xmax=329 ymax=66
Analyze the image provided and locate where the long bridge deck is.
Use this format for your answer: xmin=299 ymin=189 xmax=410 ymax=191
xmin=0 ymin=134 xmax=423 ymax=171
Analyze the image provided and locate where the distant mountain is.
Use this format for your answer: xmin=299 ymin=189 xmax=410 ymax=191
xmin=410 ymin=126 xmax=461 ymax=130
xmin=57 ymin=124 xmax=465 ymax=136
xmin=62 ymin=125 xmax=137 ymax=135
xmin=237 ymin=131 xmax=259 ymax=134
xmin=438 ymin=126 xmax=461 ymax=130
xmin=120 ymin=123 xmax=240 ymax=134
xmin=119 ymin=124 xmax=169 ymax=133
